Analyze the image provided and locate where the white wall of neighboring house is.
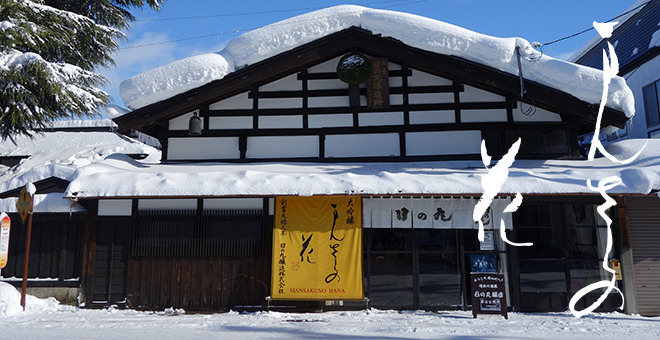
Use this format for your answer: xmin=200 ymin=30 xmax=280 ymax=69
xmin=621 ymin=53 xmax=660 ymax=139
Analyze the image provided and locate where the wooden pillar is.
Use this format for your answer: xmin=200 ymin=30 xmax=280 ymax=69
xmin=79 ymin=200 xmax=99 ymax=307
xmin=616 ymin=196 xmax=637 ymax=314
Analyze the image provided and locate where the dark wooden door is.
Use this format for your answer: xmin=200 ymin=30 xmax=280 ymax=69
xmin=92 ymin=219 xmax=131 ymax=305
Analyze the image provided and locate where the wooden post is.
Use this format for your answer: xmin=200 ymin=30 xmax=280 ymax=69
xmin=20 ymin=208 xmax=33 ymax=311
xmin=616 ymin=196 xmax=638 ymax=314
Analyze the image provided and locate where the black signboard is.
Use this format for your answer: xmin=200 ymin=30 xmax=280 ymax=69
xmin=470 ymin=273 xmax=508 ymax=319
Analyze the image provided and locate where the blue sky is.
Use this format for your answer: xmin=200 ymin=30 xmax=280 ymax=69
xmin=100 ymin=0 xmax=639 ymax=111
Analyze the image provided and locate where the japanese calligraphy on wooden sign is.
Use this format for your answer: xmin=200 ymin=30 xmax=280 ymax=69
xmin=272 ymin=196 xmax=363 ymax=300
xmin=366 ymin=58 xmax=389 ymax=110
xmin=471 ymin=273 xmax=508 ymax=319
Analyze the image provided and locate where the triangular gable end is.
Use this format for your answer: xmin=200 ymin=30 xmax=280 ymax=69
xmin=114 ymin=27 xmax=628 ymax=162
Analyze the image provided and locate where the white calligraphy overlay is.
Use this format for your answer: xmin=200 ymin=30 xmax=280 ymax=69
xmin=473 ymin=138 xmax=532 ymax=247
xmin=569 ymin=21 xmax=647 ymax=318
xmin=473 ymin=21 xmax=647 ymax=318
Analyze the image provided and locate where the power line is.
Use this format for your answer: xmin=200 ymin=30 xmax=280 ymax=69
xmin=135 ymin=0 xmax=412 ymax=22
xmin=539 ymin=1 xmax=651 ymax=47
xmin=120 ymin=0 xmax=430 ymax=50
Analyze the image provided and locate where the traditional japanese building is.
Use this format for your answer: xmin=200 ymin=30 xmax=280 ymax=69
xmin=6 ymin=6 xmax=660 ymax=315
xmin=0 ymin=120 xmax=158 ymax=304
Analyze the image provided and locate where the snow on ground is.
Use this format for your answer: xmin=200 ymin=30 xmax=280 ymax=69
xmin=0 ymin=282 xmax=657 ymax=340
xmin=119 ymin=5 xmax=634 ymax=117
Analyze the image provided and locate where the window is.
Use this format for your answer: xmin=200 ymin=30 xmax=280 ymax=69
xmin=133 ymin=209 xmax=265 ymax=257
xmin=506 ymin=130 xmax=570 ymax=155
xmin=513 ymin=202 xmax=617 ymax=295
xmin=643 ymin=80 xmax=660 ymax=128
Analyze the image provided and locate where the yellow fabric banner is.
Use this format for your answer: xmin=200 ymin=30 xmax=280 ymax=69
xmin=272 ymin=196 xmax=362 ymax=300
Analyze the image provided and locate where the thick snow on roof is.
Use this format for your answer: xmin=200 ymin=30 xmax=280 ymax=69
xmin=120 ymin=5 xmax=635 ymax=117
xmin=0 ymin=193 xmax=85 ymax=214
xmin=0 ymin=125 xmax=160 ymax=194
xmin=46 ymin=118 xmax=117 ymax=129
xmin=64 ymin=139 xmax=659 ymax=198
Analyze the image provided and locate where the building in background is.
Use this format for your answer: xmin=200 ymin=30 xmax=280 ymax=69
xmin=572 ymin=0 xmax=660 ymax=316
xmin=0 ymin=120 xmax=159 ymax=304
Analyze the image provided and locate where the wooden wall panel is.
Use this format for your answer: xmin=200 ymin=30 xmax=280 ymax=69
xmin=202 ymin=259 xmax=212 ymax=306
xmin=180 ymin=258 xmax=192 ymax=307
xmin=212 ymin=258 xmax=223 ymax=306
xmin=160 ymin=259 xmax=172 ymax=307
xmin=126 ymin=258 xmax=140 ymax=307
xmin=127 ymin=255 xmax=269 ymax=310
xmin=171 ymin=259 xmax=182 ymax=307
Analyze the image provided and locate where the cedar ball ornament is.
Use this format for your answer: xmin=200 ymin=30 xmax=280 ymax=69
xmin=336 ymin=53 xmax=373 ymax=84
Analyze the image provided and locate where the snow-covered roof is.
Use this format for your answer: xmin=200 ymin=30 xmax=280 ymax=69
xmin=120 ymin=5 xmax=635 ymax=118
xmin=0 ymin=193 xmax=85 ymax=214
xmin=0 ymin=123 xmax=160 ymax=194
xmin=46 ymin=118 xmax=117 ymax=130
xmin=63 ymin=139 xmax=658 ymax=198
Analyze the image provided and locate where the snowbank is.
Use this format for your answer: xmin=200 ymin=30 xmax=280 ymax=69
xmin=64 ymin=139 xmax=660 ymax=198
xmin=0 ymin=282 xmax=61 ymax=316
xmin=120 ymin=5 xmax=634 ymax=118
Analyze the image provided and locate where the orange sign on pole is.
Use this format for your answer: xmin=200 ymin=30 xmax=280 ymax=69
xmin=0 ymin=213 xmax=10 ymax=269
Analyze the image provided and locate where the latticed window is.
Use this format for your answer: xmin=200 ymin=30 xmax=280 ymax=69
xmin=133 ymin=209 xmax=265 ymax=257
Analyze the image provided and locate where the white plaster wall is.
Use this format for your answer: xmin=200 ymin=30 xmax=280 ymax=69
xmin=406 ymin=130 xmax=481 ymax=156
xmin=409 ymin=110 xmax=455 ymax=124
xmin=461 ymin=109 xmax=508 ymax=123
xmin=98 ymin=199 xmax=132 ymax=216
xmin=209 ymin=116 xmax=253 ymax=130
xmin=258 ymin=98 xmax=303 ymax=109
xmin=168 ymin=137 xmax=240 ymax=160
xmin=359 ymin=112 xmax=404 ymax=126
xmin=259 ymin=74 xmax=300 ymax=91
xmin=512 ymin=106 xmax=562 ymax=122
xmin=622 ymin=54 xmax=660 ymax=138
xmin=460 ymin=85 xmax=506 ymax=102
xmin=389 ymin=77 xmax=403 ymax=87
xmin=258 ymin=115 xmax=303 ymax=129
xmin=308 ymin=114 xmax=354 ymax=128
xmin=407 ymin=69 xmax=452 ymax=86
xmin=246 ymin=135 xmax=319 ymax=158
xmin=308 ymin=56 xmax=342 ymax=73
xmin=309 ymin=96 xmax=350 ymax=108
xmin=308 ymin=78 xmax=346 ymax=90
xmin=325 ymin=133 xmax=400 ymax=158
xmin=138 ymin=199 xmax=198 ymax=210
xmin=209 ymin=92 xmax=251 ymax=110
xmin=409 ymin=93 xmax=454 ymax=104
xmin=203 ymin=198 xmax=263 ymax=210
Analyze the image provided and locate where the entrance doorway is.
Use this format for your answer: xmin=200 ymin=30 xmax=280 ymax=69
xmin=363 ymin=228 xmax=507 ymax=309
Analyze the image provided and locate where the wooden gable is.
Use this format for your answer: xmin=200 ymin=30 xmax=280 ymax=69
xmin=114 ymin=27 xmax=628 ymax=162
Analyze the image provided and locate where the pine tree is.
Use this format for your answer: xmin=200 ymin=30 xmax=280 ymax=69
xmin=0 ymin=0 xmax=162 ymax=140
